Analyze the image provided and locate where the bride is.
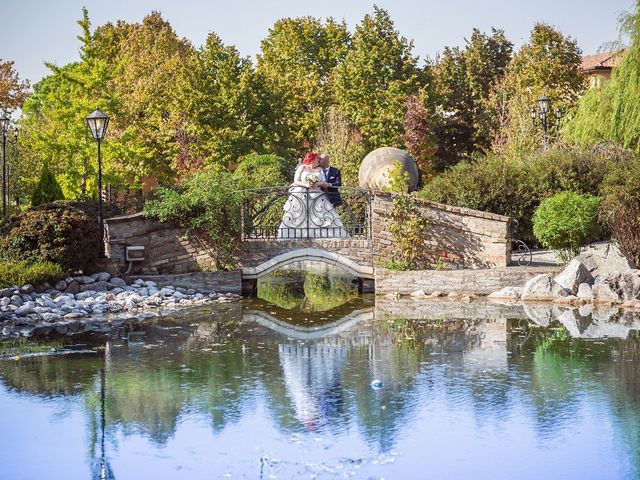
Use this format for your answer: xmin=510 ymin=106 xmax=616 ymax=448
xmin=277 ymin=153 xmax=349 ymax=239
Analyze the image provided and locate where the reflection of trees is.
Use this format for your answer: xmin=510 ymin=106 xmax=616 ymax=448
xmin=257 ymin=270 xmax=359 ymax=312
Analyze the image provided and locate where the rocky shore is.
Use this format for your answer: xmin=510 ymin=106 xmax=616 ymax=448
xmin=0 ymin=272 xmax=238 ymax=338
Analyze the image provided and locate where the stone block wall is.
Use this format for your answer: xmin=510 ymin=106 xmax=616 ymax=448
xmin=372 ymin=193 xmax=511 ymax=268
xmin=105 ymin=213 xmax=215 ymax=276
xmin=375 ymin=266 xmax=563 ymax=296
xmin=237 ymin=239 xmax=373 ymax=269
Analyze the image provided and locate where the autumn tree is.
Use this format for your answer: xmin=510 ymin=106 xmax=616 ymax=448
xmin=401 ymin=94 xmax=437 ymax=178
xmin=492 ymin=23 xmax=585 ymax=153
xmin=333 ymin=6 xmax=422 ymax=149
xmin=257 ymin=16 xmax=350 ymax=154
xmin=0 ymin=60 xmax=29 ymax=113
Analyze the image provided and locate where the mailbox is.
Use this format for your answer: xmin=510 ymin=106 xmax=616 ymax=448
xmin=125 ymin=245 xmax=145 ymax=262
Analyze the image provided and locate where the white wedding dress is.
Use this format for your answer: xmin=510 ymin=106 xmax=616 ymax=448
xmin=277 ymin=166 xmax=349 ymax=239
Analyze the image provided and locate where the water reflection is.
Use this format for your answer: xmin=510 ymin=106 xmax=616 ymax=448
xmin=1 ymin=295 xmax=639 ymax=478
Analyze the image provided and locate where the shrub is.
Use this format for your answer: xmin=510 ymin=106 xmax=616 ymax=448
xmin=532 ymin=191 xmax=601 ymax=261
xmin=0 ymin=261 xmax=66 ymax=288
xmin=386 ymin=194 xmax=431 ymax=269
xmin=144 ymin=168 xmax=247 ymax=270
xmin=31 ymin=161 xmax=65 ymax=207
xmin=421 ymin=144 xmax=629 ymax=243
xmin=233 ymin=153 xmax=295 ymax=189
xmin=0 ymin=202 xmax=100 ymax=271
xmin=599 ymin=159 xmax=640 ymax=265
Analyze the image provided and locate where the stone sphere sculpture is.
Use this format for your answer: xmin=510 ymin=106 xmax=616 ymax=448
xmin=358 ymin=147 xmax=420 ymax=192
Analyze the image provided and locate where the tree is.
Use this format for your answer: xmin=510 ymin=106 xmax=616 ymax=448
xmin=31 ymin=161 xmax=65 ymax=206
xmin=180 ymin=33 xmax=285 ymax=170
xmin=401 ymin=94 xmax=437 ymax=178
xmin=492 ymin=23 xmax=585 ymax=153
xmin=564 ymin=1 xmax=640 ymax=151
xmin=257 ymin=16 xmax=350 ymax=153
xmin=333 ymin=6 xmax=422 ymax=149
xmin=0 ymin=60 xmax=29 ymax=113
xmin=431 ymin=28 xmax=513 ymax=169
xmin=313 ymin=106 xmax=366 ymax=186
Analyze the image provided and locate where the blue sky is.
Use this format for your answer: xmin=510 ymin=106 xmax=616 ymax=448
xmin=1 ymin=0 xmax=634 ymax=85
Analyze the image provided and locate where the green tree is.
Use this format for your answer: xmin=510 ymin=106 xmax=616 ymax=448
xmin=565 ymin=2 xmax=640 ymax=151
xmin=333 ymin=6 xmax=422 ymax=149
xmin=31 ymin=161 xmax=65 ymax=206
xmin=180 ymin=33 xmax=285 ymax=170
xmin=492 ymin=23 xmax=585 ymax=153
xmin=257 ymin=16 xmax=350 ymax=153
xmin=0 ymin=59 xmax=29 ymax=113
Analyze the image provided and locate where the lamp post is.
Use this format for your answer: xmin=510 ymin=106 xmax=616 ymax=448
xmin=0 ymin=113 xmax=10 ymax=218
xmin=530 ymin=95 xmax=562 ymax=148
xmin=85 ymin=109 xmax=110 ymax=257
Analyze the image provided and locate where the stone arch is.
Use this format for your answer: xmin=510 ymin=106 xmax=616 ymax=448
xmin=241 ymin=248 xmax=374 ymax=280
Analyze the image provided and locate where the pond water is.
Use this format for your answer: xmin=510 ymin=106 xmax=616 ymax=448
xmin=1 ymin=269 xmax=639 ymax=479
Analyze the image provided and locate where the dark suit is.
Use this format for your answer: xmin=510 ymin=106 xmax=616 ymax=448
xmin=323 ymin=166 xmax=343 ymax=207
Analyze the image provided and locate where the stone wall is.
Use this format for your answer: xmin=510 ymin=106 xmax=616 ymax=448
xmin=105 ymin=213 xmax=215 ymax=276
xmin=372 ymin=193 xmax=511 ymax=268
xmin=237 ymin=239 xmax=373 ymax=269
xmin=375 ymin=266 xmax=563 ymax=296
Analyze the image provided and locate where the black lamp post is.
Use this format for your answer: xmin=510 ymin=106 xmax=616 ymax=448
xmin=530 ymin=95 xmax=562 ymax=147
xmin=85 ymin=109 xmax=110 ymax=257
xmin=0 ymin=113 xmax=10 ymax=218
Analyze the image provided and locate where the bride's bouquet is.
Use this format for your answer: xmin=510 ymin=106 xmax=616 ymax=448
xmin=307 ymin=173 xmax=320 ymax=186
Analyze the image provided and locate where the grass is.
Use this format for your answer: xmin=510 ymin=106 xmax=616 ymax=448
xmin=0 ymin=338 xmax=64 ymax=357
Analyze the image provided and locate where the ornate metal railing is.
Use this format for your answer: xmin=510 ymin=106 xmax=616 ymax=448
xmin=510 ymin=219 xmax=532 ymax=266
xmin=241 ymin=186 xmax=372 ymax=240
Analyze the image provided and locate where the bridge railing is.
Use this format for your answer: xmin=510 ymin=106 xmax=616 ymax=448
xmin=240 ymin=186 xmax=372 ymax=240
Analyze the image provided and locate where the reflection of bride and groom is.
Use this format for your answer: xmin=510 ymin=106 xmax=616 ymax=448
xmin=277 ymin=152 xmax=349 ymax=239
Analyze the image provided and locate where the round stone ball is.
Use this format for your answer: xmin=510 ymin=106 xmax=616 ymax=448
xmin=358 ymin=147 xmax=420 ymax=192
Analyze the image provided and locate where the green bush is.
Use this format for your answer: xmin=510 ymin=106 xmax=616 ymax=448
xmin=31 ymin=161 xmax=65 ymax=207
xmin=0 ymin=202 xmax=100 ymax=271
xmin=144 ymin=168 xmax=247 ymax=270
xmin=599 ymin=159 xmax=640 ymax=266
xmin=0 ymin=261 xmax=66 ymax=288
xmin=421 ymin=144 xmax=630 ymax=243
xmin=532 ymin=191 xmax=601 ymax=261
xmin=233 ymin=153 xmax=295 ymax=188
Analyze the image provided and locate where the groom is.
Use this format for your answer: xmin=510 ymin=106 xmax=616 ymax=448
xmin=319 ymin=154 xmax=343 ymax=207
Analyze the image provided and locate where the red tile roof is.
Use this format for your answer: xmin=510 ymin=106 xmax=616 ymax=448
xmin=581 ymin=51 xmax=625 ymax=72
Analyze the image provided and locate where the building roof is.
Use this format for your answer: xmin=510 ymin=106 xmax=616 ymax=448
xmin=581 ymin=51 xmax=625 ymax=72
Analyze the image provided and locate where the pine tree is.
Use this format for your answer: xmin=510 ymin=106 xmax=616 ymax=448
xmin=31 ymin=161 xmax=65 ymax=206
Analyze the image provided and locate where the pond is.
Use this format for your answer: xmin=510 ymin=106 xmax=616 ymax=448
xmin=0 ymin=268 xmax=639 ymax=479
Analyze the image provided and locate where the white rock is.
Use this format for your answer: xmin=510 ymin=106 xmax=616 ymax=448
xmin=75 ymin=291 xmax=97 ymax=301
xmin=144 ymin=280 xmax=157 ymax=288
xmin=577 ymin=283 xmax=593 ymax=300
xmin=554 ymin=259 xmax=594 ymax=294
xmin=488 ymin=287 xmax=522 ymax=300
xmin=576 ymin=242 xmax=636 ymax=276
xmin=15 ymin=303 xmax=36 ymax=316
xmin=521 ymin=274 xmax=563 ymax=302
xmin=410 ymin=289 xmax=428 ymax=297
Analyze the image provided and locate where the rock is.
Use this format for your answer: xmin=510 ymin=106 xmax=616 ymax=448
xmin=109 ymin=277 xmax=128 ymax=289
xmin=521 ymin=274 xmax=563 ymax=302
xmin=554 ymin=259 xmax=594 ymax=294
xmin=144 ymin=280 xmax=157 ymax=288
xmin=429 ymin=291 xmax=444 ymax=298
xmin=576 ymin=242 xmax=636 ymax=276
xmin=592 ymin=272 xmax=640 ymax=304
xmin=172 ymin=291 xmax=185 ymax=300
xmin=358 ymin=147 xmax=420 ymax=192
xmin=15 ymin=302 xmax=36 ymax=316
xmin=54 ymin=280 xmax=68 ymax=291
xmin=10 ymin=295 xmax=23 ymax=307
xmin=41 ymin=313 xmax=61 ymax=322
xmin=75 ymin=290 xmax=97 ymax=301
xmin=0 ymin=297 xmax=10 ymax=308
xmin=65 ymin=281 xmax=81 ymax=294
xmin=91 ymin=272 xmax=111 ymax=282
xmin=0 ymin=287 xmax=15 ymax=298
xmin=577 ymin=283 xmax=593 ymax=300
xmin=133 ymin=279 xmax=145 ymax=286
xmin=83 ymin=281 xmax=112 ymax=293
xmin=159 ymin=287 xmax=174 ymax=297
xmin=488 ymin=286 xmax=522 ymax=300
xmin=20 ymin=284 xmax=34 ymax=294
xmin=33 ymin=282 xmax=52 ymax=294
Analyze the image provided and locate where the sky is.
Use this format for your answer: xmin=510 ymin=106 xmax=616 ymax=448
xmin=0 ymin=0 xmax=635 ymax=86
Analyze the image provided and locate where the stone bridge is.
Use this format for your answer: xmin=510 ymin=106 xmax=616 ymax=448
xmin=103 ymin=190 xmax=514 ymax=291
